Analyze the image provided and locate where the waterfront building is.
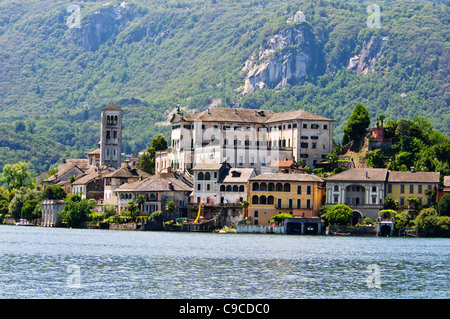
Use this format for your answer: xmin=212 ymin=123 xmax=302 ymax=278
xmin=155 ymin=107 xmax=334 ymax=174
xmin=40 ymin=199 xmax=64 ymax=227
xmin=248 ymin=173 xmax=326 ymax=225
xmin=103 ymin=161 xmax=151 ymax=206
xmin=42 ymin=161 xmax=85 ymax=187
xmin=386 ymin=170 xmax=440 ymax=209
xmin=192 ymin=160 xmax=255 ymax=206
xmin=71 ymin=167 xmax=114 ymax=203
xmin=114 ymin=171 xmax=193 ymax=217
xmin=325 ymin=168 xmax=388 ymax=223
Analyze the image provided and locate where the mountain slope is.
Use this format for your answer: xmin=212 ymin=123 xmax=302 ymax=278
xmin=0 ymin=0 xmax=448 ymax=173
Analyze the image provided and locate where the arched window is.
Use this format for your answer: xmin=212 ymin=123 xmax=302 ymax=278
xmin=284 ymin=183 xmax=291 ymax=192
xmin=268 ymin=196 xmax=274 ymax=205
xmin=260 ymin=195 xmax=267 ymax=205
xmin=252 ymin=195 xmax=259 ymax=205
xmin=114 ymin=115 xmax=118 ymax=125
xmin=252 ymin=182 xmax=259 ymax=191
xmin=198 ymin=172 xmax=204 ymax=180
xmin=226 ymin=185 xmax=232 ymax=192
xmin=260 ymin=182 xmax=267 ymax=191
xmin=233 ymin=185 xmax=238 ymax=192
xmin=220 ymin=185 xmax=225 ymax=192
xmin=107 ymin=115 xmax=111 ymax=124
xmin=276 ymin=183 xmax=283 ymax=192
xmin=268 ymin=183 xmax=275 ymax=191
xmin=205 ymin=172 xmax=211 ymax=180
xmin=239 ymin=185 xmax=244 ymax=192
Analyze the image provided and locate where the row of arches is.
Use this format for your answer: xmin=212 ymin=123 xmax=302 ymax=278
xmin=219 ymin=185 xmax=245 ymax=192
xmin=252 ymin=182 xmax=291 ymax=192
xmin=252 ymin=195 xmax=275 ymax=205
xmin=106 ymin=115 xmax=118 ymax=125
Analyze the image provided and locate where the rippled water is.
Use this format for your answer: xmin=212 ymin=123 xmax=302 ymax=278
xmin=0 ymin=225 xmax=449 ymax=299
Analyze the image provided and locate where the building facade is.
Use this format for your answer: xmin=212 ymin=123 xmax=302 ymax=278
xmin=156 ymin=107 xmax=334 ymax=174
xmin=192 ymin=161 xmax=255 ymax=206
xmin=100 ymin=103 xmax=123 ymax=169
xmin=386 ymin=170 xmax=440 ymax=209
xmin=325 ymin=168 xmax=388 ymax=223
xmin=248 ymin=173 xmax=326 ymax=225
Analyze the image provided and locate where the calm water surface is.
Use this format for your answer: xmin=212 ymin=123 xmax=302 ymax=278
xmin=0 ymin=225 xmax=448 ymax=299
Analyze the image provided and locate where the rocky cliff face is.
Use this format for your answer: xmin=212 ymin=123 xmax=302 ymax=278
xmin=347 ymin=36 xmax=389 ymax=74
xmin=241 ymin=24 xmax=318 ymax=94
xmin=68 ymin=2 xmax=145 ymax=52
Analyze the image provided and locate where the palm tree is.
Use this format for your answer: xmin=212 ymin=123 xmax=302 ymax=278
xmin=241 ymin=200 xmax=249 ymax=219
xmin=165 ymin=200 xmax=177 ymax=222
xmin=135 ymin=194 xmax=145 ymax=216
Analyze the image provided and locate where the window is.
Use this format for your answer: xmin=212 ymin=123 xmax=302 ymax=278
xmin=239 ymin=185 xmax=245 ymax=192
xmin=307 ymin=186 xmax=311 ymax=195
xmin=220 ymin=185 xmax=225 ymax=192
xmin=311 ymin=136 xmax=318 ymax=140
xmin=334 ymin=196 xmax=339 ymax=204
xmin=303 ymin=124 xmax=307 ymax=129
xmin=197 ymin=184 xmax=201 ymax=191
xmin=233 ymin=185 xmax=238 ymax=192
xmin=206 ymin=184 xmax=211 ymax=191
xmin=297 ymin=185 xmax=302 ymax=194
xmin=324 ymin=125 xmax=328 ymax=130
xmin=388 ymin=184 xmax=392 ymax=193
xmin=289 ymin=199 xmax=293 ymax=209
xmin=312 ymin=143 xmax=317 ymax=149
xmin=372 ymin=186 xmax=377 ymax=193
xmin=301 ymin=136 xmax=308 ymax=140
xmin=254 ymin=211 xmax=259 ymax=218
xmin=198 ymin=172 xmax=204 ymax=180
xmin=306 ymin=199 xmax=311 ymax=209
xmin=297 ymin=199 xmax=301 ymax=208
xmin=277 ymin=198 xmax=282 ymax=208
xmin=252 ymin=195 xmax=258 ymax=205
xmin=334 ymin=185 xmax=339 ymax=192
xmin=418 ymin=185 xmax=422 ymax=194
xmin=400 ymin=184 xmax=405 ymax=194
xmin=409 ymin=185 xmax=414 ymax=194
xmin=301 ymin=143 xmax=308 ymax=148
xmin=311 ymin=124 xmax=319 ymax=129
xmin=205 ymin=172 xmax=211 ymax=180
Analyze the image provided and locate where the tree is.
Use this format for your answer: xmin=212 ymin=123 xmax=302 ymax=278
xmin=241 ymin=200 xmax=249 ymax=219
xmin=324 ymin=204 xmax=353 ymax=225
xmin=270 ymin=213 xmax=292 ymax=225
xmin=8 ymin=187 xmax=42 ymax=220
xmin=59 ymin=194 xmax=96 ymax=228
xmin=139 ymin=134 xmax=168 ymax=175
xmin=438 ymin=194 xmax=450 ymax=217
xmin=43 ymin=184 xmax=67 ymax=200
xmin=342 ymin=103 xmax=371 ymax=145
xmin=21 ymin=199 xmax=39 ymax=222
xmin=135 ymin=194 xmax=146 ymax=215
xmin=384 ymin=195 xmax=399 ymax=210
xmin=165 ymin=200 xmax=177 ymax=222
xmin=1 ymin=162 xmax=33 ymax=191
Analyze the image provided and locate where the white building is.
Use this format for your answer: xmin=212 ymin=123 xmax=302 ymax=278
xmin=156 ymin=107 xmax=334 ymax=174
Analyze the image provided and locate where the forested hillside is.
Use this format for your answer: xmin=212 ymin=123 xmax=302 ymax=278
xmin=0 ymin=0 xmax=448 ymax=174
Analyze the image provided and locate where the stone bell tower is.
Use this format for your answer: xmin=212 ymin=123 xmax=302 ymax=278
xmin=100 ymin=103 xmax=123 ymax=169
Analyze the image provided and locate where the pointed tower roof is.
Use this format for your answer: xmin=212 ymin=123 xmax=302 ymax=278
xmin=102 ymin=103 xmax=122 ymax=111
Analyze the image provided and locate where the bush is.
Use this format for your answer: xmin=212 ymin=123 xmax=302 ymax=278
xmin=270 ymin=213 xmax=293 ymax=225
xmin=324 ymin=204 xmax=353 ymax=225
xmin=379 ymin=209 xmax=396 ymax=219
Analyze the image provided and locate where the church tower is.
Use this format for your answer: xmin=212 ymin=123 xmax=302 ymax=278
xmin=100 ymin=103 xmax=123 ymax=168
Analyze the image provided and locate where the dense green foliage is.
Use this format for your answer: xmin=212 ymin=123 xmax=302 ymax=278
xmin=342 ymin=103 xmax=371 ymax=145
xmin=0 ymin=0 xmax=448 ymax=174
xmin=323 ymin=203 xmax=353 ymax=225
xmin=59 ymin=193 xmax=96 ymax=227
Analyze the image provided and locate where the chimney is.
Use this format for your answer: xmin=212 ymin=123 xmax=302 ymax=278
xmin=207 ymin=108 xmax=211 ymax=114
xmin=411 ymin=166 xmax=415 ymax=173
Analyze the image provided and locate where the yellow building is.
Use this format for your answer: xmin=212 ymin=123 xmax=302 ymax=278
xmin=387 ymin=171 xmax=440 ymax=209
xmin=248 ymin=173 xmax=326 ymax=225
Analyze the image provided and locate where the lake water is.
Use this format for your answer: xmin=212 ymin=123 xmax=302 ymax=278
xmin=0 ymin=224 xmax=449 ymax=299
